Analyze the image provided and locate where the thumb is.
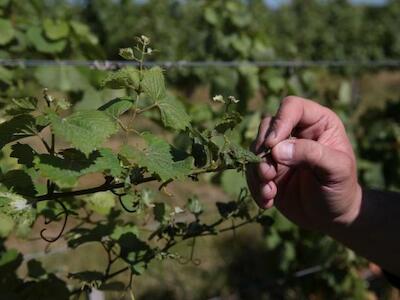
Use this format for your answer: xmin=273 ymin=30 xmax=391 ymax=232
xmin=272 ymin=139 xmax=352 ymax=181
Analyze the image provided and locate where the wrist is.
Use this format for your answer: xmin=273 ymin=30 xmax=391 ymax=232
xmin=327 ymin=183 xmax=363 ymax=237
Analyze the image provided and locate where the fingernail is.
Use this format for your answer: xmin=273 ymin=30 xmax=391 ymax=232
xmin=276 ymin=141 xmax=294 ymax=161
xmin=266 ymin=129 xmax=276 ymax=142
xmin=263 ymin=183 xmax=271 ymax=193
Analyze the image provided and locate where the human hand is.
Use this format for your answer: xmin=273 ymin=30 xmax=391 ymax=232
xmin=246 ymin=96 xmax=362 ymax=232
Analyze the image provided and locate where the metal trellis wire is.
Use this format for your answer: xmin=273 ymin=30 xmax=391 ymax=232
xmin=1 ymin=59 xmax=400 ymax=69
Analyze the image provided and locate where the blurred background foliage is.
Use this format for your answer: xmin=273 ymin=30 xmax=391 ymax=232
xmin=0 ymin=0 xmax=400 ymax=299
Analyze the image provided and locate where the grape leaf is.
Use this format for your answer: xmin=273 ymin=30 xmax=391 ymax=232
xmin=101 ymin=67 xmax=140 ymax=90
xmin=226 ymin=142 xmax=261 ymax=165
xmin=11 ymin=143 xmax=36 ymax=168
xmin=215 ymin=112 xmax=242 ymax=134
xmin=119 ymin=234 xmax=151 ymax=264
xmin=0 ymin=170 xmax=37 ymax=196
xmin=0 ymin=66 xmax=12 ymax=84
xmin=26 ymin=26 xmax=66 ymax=54
xmin=158 ymin=95 xmax=191 ymax=130
xmin=187 ymin=196 xmax=203 ymax=215
xmin=119 ymin=48 xmax=135 ymax=60
xmin=34 ymin=66 xmax=89 ymax=92
xmin=153 ymin=203 xmax=169 ymax=224
xmin=0 ymin=192 xmax=36 ymax=237
xmin=0 ymin=18 xmax=14 ymax=45
xmin=120 ymin=133 xmax=193 ymax=181
xmin=221 ymin=169 xmax=247 ymax=198
xmin=43 ymin=19 xmax=70 ymax=40
xmin=67 ymin=224 xmax=113 ymax=248
xmin=142 ymin=67 xmax=166 ymax=101
xmin=0 ymin=114 xmax=36 ymax=150
xmin=49 ymin=111 xmax=118 ymax=155
xmin=98 ymin=97 xmax=135 ymax=119
xmin=34 ymin=148 xmax=122 ymax=187
xmin=70 ymin=20 xmax=98 ymax=45
xmin=110 ymin=224 xmax=139 ymax=240
xmin=83 ymin=192 xmax=115 ymax=216
xmin=34 ymin=154 xmax=82 ymax=188
xmin=0 ymin=213 xmax=14 ymax=237
xmin=84 ymin=148 xmax=123 ymax=177
xmin=6 ymin=97 xmax=38 ymax=116
xmin=27 ymin=259 xmax=47 ymax=279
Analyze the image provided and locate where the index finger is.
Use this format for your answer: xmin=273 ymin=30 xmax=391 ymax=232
xmin=264 ymin=96 xmax=334 ymax=148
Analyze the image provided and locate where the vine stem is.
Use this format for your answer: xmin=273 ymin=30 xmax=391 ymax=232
xmin=34 ymin=176 xmax=156 ymax=202
xmin=34 ymin=164 xmax=238 ymax=203
xmin=136 ymin=103 xmax=158 ymax=114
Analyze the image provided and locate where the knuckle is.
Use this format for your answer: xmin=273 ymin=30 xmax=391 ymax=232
xmin=282 ymin=95 xmax=298 ymax=106
xmin=304 ymin=142 xmax=323 ymax=166
xmin=323 ymin=106 xmax=343 ymax=125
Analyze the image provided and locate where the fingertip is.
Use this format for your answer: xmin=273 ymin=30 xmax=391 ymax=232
xmin=257 ymin=162 xmax=277 ymax=182
xmin=255 ymin=116 xmax=273 ymax=152
xmin=260 ymin=181 xmax=277 ymax=201
xmin=261 ymin=198 xmax=274 ymax=209
xmin=264 ymin=130 xmax=277 ymax=149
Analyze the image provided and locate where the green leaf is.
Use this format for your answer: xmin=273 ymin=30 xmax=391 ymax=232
xmin=119 ymin=234 xmax=151 ymax=266
xmin=215 ymin=112 xmax=242 ymax=134
xmin=43 ymin=19 xmax=70 ymax=40
xmin=49 ymin=111 xmax=118 ymax=155
xmin=11 ymin=143 xmax=36 ymax=168
xmin=131 ymin=262 xmax=146 ymax=275
xmin=226 ymin=142 xmax=261 ymax=165
xmin=158 ymin=95 xmax=191 ymax=130
xmin=0 ymin=249 xmax=21 ymax=268
xmin=34 ymin=154 xmax=82 ymax=188
xmin=0 ymin=66 xmax=13 ymax=84
xmin=84 ymin=192 xmax=115 ymax=216
xmin=120 ymin=133 xmax=193 ymax=181
xmin=0 ymin=170 xmax=37 ymax=196
xmin=98 ymin=97 xmax=135 ymax=119
xmin=70 ymin=21 xmax=98 ymax=45
xmin=187 ymin=196 xmax=203 ymax=216
xmin=101 ymin=67 xmax=140 ymax=90
xmin=153 ymin=203 xmax=169 ymax=224
xmin=119 ymin=48 xmax=135 ymax=60
xmin=26 ymin=26 xmax=66 ymax=54
xmin=142 ymin=67 xmax=166 ymax=101
xmin=27 ymin=259 xmax=47 ymax=278
xmin=204 ymin=7 xmax=219 ymax=25
xmin=0 ymin=192 xmax=36 ymax=237
xmin=0 ymin=18 xmax=14 ymax=45
xmin=34 ymin=66 xmax=89 ymax=92
xmin=54 ymin=98 xmax=71 ymax=110
xmin=221 ymin=170 xmax=247 ymax=198
xmin=110 ymin=224 xmax=138 ymax=240
xmin=84 ymin=148 xmax=123 ymax=177
xmin=34 ymin=149 xmax=122 ymax=188
xmin=0 ymin=114 xmax=36 ymax=150
xmin=6 ymin=97 xmax=38 ymax=116
xmin=216 ymin=201 xmax=238 ymax=219
xmin=0 ymin=213 xmax=14 ymax=237
xmin=67 ymin=224 xmax=113 ymax=248
xmin=0 ymin=0 xmax=10 ymax=8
